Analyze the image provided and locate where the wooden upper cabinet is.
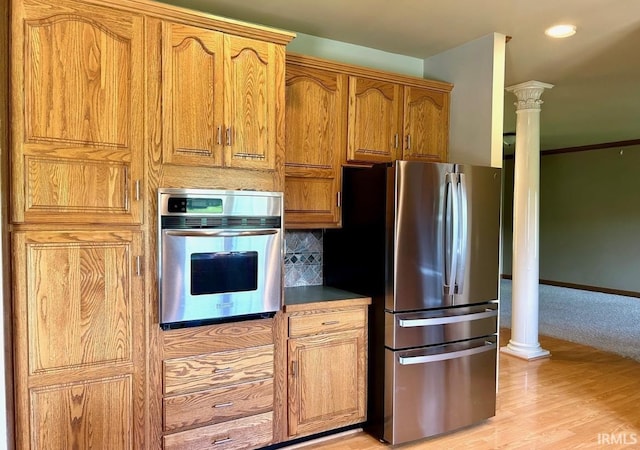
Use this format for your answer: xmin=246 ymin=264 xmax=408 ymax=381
xmin=161 ymin=22 xmax=225 ymax=167
xmin=12 ymin=0 xmax=144 ymax=224
xmin=160 ymin=27 xmax=282 ymax=172
xmin=224 ymin=36 xmax=281 ymax=171
xmin=347 ymin=77 xmax=402 ymax=164
xmin=402 ymin=86 xmax=450 ymax=162
xmin=284 ymin=64 xmax=346 ymax=228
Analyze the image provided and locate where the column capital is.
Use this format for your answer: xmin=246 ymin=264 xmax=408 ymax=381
xmin=506 ymin=80 xmax=554 ymax=111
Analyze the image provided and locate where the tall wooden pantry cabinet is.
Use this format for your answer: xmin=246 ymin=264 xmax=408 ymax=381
xmin=5 ymin=0 xmax=293 ymax=448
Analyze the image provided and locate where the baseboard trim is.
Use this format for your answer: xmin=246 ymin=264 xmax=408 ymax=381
xmin=500 ymin=274 xmax=640 ymax=299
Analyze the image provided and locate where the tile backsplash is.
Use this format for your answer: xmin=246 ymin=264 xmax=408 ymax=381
xmin=284 ymin=230 xmax=323 ymax=287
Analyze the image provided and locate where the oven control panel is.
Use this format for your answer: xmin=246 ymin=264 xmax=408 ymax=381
xmin=167 ymin=197 xmax=223 ymax=214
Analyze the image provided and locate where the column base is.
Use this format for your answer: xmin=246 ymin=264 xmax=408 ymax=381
xmin=500 ymin=340 xmax=550 ymax=361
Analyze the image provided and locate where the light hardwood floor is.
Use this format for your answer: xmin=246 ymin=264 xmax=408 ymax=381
xmin=294 ymin=329 xmax=640 ymax=449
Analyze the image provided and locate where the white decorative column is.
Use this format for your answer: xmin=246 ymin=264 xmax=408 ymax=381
xmin=501 ymin=80 xmax=553 ymax=361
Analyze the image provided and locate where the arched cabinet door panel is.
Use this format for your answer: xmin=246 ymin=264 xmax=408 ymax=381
xmin=347 ymin=76 xmax=402 ymax=164
xmin=402 ymin=86 xmax=449 ymax=162
xmin=13 ymin=0 xmax=144 ymax=224
xmin=161 ymin=21 xmax=225 ymax=168
xmin=224 ymin=35 xmax=282 ymax=171
xmin=284 ymin=64 xmax=346 ymax=228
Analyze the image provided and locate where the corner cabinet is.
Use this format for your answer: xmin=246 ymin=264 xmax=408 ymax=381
xmin=284 ymin=61 xmax=346 ymax=228
xmin=161 ymin=22 xmax=284 ymax=172
xmin=285 ymin=300 xmax=370 ymax=438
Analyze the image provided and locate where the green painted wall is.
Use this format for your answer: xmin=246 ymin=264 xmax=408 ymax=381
xmin=502 ymin=145 xmax=640 ymax=293
xmin=287 ymin=32 xmax=423 ymax=76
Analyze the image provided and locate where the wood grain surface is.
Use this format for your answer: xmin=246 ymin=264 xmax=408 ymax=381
xmin=294 ymin=329 xmax=640 ymax=450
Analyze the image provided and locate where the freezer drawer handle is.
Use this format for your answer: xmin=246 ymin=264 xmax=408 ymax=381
xmin=397 ymin=309 xmax=497 ymax=328
xmin=398 ymin=340 xmax=496 ymax=365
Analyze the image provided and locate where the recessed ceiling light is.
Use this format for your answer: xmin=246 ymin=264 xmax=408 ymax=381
xmin=545 ymin=24 xmax=577 ymax=38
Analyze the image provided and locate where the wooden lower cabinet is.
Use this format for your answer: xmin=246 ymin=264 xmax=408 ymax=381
xmin=11 ymin=230 xmax=145 ymax=450
xmin=163 ymin=412 xmax=273 ymax=450
xmin=163 ymin=379 xmax=274 ymax=432
xmin=285 ymin=304 xmax=368 ymax=438
xmin=161 ymin=319 xmax=276 ymax=450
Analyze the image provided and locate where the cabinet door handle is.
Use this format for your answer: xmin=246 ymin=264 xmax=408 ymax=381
xmin=212 ymin=437 xmax=232 ymax=445
xmin=135 ymin=256 xmax=142 ymax=277
xmin=216 ymin=126 xmax=222 ymax=145
xmin=226 ymin=127 xmax=232 ymax=146
xmin=134 ymin=180 xmax=141 ymax=201
xmin=214 ymin=367 xmax=232 ymax=374
xmin=394 ymin=133 xmax=399 ymax=149
xmin=406 ymin=134 xmax=411 ymax=150
xmin=336 ymin=192 xmax=342 ymax=208
xmin=213 ymin=402 xmax=233 ymax=408
xmin=291 ymin=361 xmax=297 ymax=377
xmin=322 ymin=320 xmax=339 ymax=326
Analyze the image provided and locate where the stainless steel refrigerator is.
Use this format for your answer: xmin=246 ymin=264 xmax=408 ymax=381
xmin=324 ymin=160 xmax=502 ymax=445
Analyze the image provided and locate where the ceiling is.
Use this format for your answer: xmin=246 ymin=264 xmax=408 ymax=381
xmin=159 ymin=0 xmax=640 ymax=151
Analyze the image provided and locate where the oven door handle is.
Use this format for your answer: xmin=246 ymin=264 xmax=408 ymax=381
xmin=164 ymin=229 xmax=279 ymax=238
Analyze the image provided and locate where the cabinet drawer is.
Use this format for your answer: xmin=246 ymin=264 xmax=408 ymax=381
xmin=164 ymin=345 xmax=274 ymax=395
xmin=289 ymin=308 xmax=365 ymax=338
xmin=163 ymin=411 xmax=273 ymax=450
xmin=163 ymin=378 xmax=273 ymax=432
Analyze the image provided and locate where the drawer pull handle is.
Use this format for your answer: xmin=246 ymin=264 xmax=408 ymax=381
xmin=214 ymin=367 xmax=232 ymax=374
xmin=213 ymin=402 xmax=233 ymax=408
xmin=322 ymin=320 xmax=340 ymax=326
xmin=213 ymin=437 xmax=232 ymax=445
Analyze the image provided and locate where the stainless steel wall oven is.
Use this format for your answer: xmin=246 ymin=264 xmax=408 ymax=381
xmin=158 ymin=188 xmax=283 ymax=329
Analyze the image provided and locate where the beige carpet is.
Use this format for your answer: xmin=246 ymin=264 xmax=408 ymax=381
xmin=499 ymin=279 xmax=640 ymax=361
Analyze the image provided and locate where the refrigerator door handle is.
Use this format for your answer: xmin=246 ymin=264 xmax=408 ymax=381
xmin=397 ymin=309 xmax=498 ymax=328
xmin=455 ymin=173 xmax=469 ymax=294
xmin=445 ymin=173 xmax=460 ymax=296
xmin=398 ymin=340 xmax=497 ymax=365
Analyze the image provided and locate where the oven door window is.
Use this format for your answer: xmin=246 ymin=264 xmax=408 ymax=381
xmin=191 ymin=251 xmax=258 ymax=295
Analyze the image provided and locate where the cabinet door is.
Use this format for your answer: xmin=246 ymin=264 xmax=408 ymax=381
xmin=284 ymin=65 xmax=346 ymax=228
xmin=161 ymin=22 xmax=224 ymax=167
xmin=288 ymin=329 xmax=366 ymax=437
xmin=402 ymin=86 xmax=449 ymax=162
xmin=12 ymin=230 xmax=144 ymax=450
xmin=224 ymin=35 xmax=282 ymax=171
xmin=347 ymin=77 xmax=402 ymax=163
xmin=12 ymin=0 xmax=144 ymax=224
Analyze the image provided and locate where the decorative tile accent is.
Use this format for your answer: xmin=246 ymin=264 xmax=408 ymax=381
xmin=284 ymin=230 xmax=323 ymax=287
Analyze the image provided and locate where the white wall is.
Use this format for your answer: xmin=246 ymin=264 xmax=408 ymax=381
xmin=423 ymin=33 xmax=506 ymax=168
xmin=287 ymin=32 xmax=423 ymax=77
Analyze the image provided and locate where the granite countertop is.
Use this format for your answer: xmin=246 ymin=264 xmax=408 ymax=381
xmin=284 ymin=285 xmax=369 ymax=307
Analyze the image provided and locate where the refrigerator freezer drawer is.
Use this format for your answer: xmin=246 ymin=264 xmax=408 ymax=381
xmin=383 ymin=336 xmax=497 ymax=445
xmin=385 ymin=303 xmax=498 ymax=349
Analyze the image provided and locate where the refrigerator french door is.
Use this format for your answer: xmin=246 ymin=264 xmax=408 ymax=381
xmin=324 ymin=161 xmax=502 ymax=445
